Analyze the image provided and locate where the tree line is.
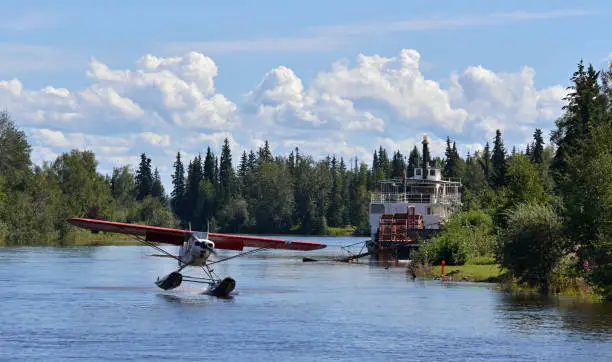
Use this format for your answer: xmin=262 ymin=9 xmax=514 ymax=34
xmin=0 ymin=60 xmax=610 ymax=299
xmin=164 ymin=140 xmax=373 ymax=235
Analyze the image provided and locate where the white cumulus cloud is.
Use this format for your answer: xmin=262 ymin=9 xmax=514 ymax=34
xmin=1 ymin=48 xmax=570 ymax=188
xmin=1 ymin=52 xmax=238 ymax=133
xmin=447 ymin=64 xmax=567 ymax=143
xmin=245 ymin=66 xmax=384 ymax=132
xmin=312 ymin=49 xmax=469 ymax=132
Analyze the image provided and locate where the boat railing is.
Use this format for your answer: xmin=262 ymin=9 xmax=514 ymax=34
xmin=370 ymin=192 xmax=461 ymax=204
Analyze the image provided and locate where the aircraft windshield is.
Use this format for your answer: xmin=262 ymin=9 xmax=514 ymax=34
xmin=192 ymin=231 xmax=208 ymax=239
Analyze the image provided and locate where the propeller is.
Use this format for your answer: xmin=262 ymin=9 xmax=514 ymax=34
xmin=206 ymin=244 xmax=218 ymax=256
xmin=199 ymin=241 xmax=217 ymax=256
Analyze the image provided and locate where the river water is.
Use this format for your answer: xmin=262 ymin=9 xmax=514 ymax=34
xmin=1 ymin=236 xmax=611 ymax=361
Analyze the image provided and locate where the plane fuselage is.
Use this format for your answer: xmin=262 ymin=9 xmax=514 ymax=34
xmin=178 ymin=234 xmax=215 ymax=267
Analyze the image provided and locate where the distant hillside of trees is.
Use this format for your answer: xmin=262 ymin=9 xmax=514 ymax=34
xmin=1 ymin=60 xmax=610 ymax=299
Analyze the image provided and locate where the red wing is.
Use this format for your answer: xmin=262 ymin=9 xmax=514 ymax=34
xmin=68 ymin=218 xmax=327 ymax=251
xmin=68 ymin=218 xmax=189 ymax=245
xmin=208 ymin=233 xmax=326 ymax=251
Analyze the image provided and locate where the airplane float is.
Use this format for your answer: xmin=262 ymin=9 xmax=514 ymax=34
xmin=68 ymin=218 xmax=326 ymax=297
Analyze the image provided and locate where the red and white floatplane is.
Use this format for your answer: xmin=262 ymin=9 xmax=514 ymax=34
xmin=68 ymin=218 xmax=326 ymax=297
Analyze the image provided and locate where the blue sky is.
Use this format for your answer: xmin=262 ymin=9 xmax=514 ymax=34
xmin=1 ymin=0 xmax=610 ymax=188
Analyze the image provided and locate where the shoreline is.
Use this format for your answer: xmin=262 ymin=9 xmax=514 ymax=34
xmin=410 ymin=263 xmax=603 ymax=303
xmin=1 ymin=240 xmax=604 ymax=303
xmin=411 ymin=263 xmax=505 ymax=283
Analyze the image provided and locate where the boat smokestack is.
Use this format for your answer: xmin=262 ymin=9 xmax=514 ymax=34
xmin=421 ymin=134 xmax=430 ymax=179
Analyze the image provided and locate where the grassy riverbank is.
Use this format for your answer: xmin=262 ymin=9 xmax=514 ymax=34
xmin=327 ymin=226 xmax=358 ymax=236
xmin=436 ymin=264 xmax=505 ymax=282
xmin=411 ymin=263 xmax=506 ymax=283
xmin=409 ymin=261 xmax=603 ymax=302
xmin=0 ymin=230 xmax=141 ymax=247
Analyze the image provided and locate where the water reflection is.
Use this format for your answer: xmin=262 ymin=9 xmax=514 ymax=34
xmin=2 ymin=242 xmax=612 ymax=361
xmin=557 ymin=300 xmax=612 ymax=339
xmin=497 ymin=293 xmax=612 ymax=341
xmin=157 ymin=293 xmax=234 ymax=304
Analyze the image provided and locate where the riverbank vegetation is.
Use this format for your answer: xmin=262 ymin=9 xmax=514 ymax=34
xmin=0 ymin=60 xmax=610 ymax=300
xmin=415 ymin=61 xmax=611 ymax=301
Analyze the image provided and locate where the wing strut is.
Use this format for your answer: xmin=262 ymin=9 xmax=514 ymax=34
xmin=207 ymin=247 xmax=267 ymax=265
xmin=130 ymin=232 xmax=187 ymax=265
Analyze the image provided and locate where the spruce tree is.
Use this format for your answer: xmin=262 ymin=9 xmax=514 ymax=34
xmin=247 ymin=150 xmax=257 ymax=171
xmin=372 ymin=150 xmax=379 ymax=176
xmin=287 ymin=150 xmax=295 ymax=174
xmin=327 ymin=155 xmax=342 ymax=227
xmin=203 ymin=147 xmax=215 ymax=183
xmin=490 ymin=130 xmax=507 ymax=188
xmin=552 ymin=60 xmax=604 ymax=182
xmin=214 ymin=156 xmax=219 ymax=185
xmin=377 ymin=146 xmax=389 ymax=178
xmin=238 ymin=151 xmax=248 ymax=196
xmin=257 ymin=141 xmax=273 ymax=165
xmin=407 ymin=146 xmax=421 ymax=178
xmin=550 ymin=61 xmax=611 ymax=293
xmin=184 ymin=155 xmax=204 ymax=228
xmin=480 ymin=142 xmax=491 ymax=181
xmin=135 ymin=153 xmax=153 ymax=200
xmin=443 ymin=136 xmax=454 ymax=178
xmin=339 ymin=157 xmax=351 ymax=225
xmin=170 ymin=152 xmax=185 ymax=217
xmin=391 ymin=150 xmax=405 ymax=179
xmin=219 ymin=138 xmax=235 ymax=201
xmin=525 ymin=144 xmax=531 ymax=157
xmin=531 ymin=128 xmax=544 ymax=164
xmin=451 ymin=141 xmax=463 ymax=179
xmin=151 ymin=168 xmax=165 ymax=202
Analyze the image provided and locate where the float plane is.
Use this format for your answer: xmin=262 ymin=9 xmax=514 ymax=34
xmin=68 ymin=218 xmax=326 ymax=297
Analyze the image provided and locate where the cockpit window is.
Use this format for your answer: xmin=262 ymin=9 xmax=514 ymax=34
xmin=193 ymin=231 xmax=208 ymax=239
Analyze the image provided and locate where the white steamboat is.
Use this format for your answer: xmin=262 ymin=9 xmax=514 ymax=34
xmin=366 ymin=135 xmax=462 ymax=261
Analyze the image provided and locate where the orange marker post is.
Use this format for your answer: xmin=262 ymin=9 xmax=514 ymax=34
xmin=441 ymin=260 xmax=445 ymax=277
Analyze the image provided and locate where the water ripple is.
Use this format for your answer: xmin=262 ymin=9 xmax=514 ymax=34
xmin=1 ymin=243 xmax=611 ymax=361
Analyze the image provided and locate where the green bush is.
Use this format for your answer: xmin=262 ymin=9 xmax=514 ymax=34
xmin=420 ymin=210 xmax=497 ymax=266
xmin=421 ymin=236 xmax=468 ymax=265
xmin=497 ymin=202 xmax=567 ymax=294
